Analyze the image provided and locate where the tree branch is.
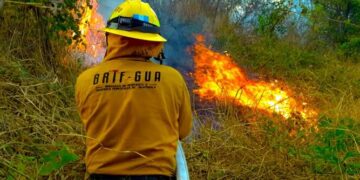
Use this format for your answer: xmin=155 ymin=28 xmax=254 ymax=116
xmin=327 ymin=17 xmax=360 ymax=29
xmin=4 ymin=0 xmax=54 ymax=9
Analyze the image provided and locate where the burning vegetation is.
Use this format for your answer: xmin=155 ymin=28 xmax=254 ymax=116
xmin=75 ymin=1 xmax=318 ymax=130
xmin=74 ymin=0 xmax=106 ymax=63
xmin=193 ymin=35 xmax=318 ymax=127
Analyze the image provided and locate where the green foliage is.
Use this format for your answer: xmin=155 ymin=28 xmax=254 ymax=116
xmin=312 ymin=0 xmax=360 ymax=41
xmin=257 ymin=0 xmax=291 ymax=37
xmin=25 ymin=0 xmax=89 ymax=44
xmin=0 ymin=60 xmax=30 ymax=82
xmin=39 ymin=144 xmax=79 ymax=176
xmin=0 ymin=0 xmax=85 ymax=177
xmin=1 ymin=144 xmax=79 ymax=179
xmin=0 ymin=0 xmax=90 ymax=75
xmin=213 ymin=10 xmax=360 ymax=177
xmin=291 ymin=117 xmax=360 ymax=175
xmin=6 ymin=155 xmax=37 ymax=180
xmin=340 ymin=37 xmax=360 ymax=61
xmin=258 ymin=115 xmax=360 ymax=176
xmin=310 ymin=0 xmax=360 ymax=58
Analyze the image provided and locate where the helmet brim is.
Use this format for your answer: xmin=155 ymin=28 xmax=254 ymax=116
xmin=101 ymin=28 xmax=167 ymax=42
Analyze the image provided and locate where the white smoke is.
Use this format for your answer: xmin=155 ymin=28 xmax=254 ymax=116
xmin=98 ymin=0 xmax=124 ymax=20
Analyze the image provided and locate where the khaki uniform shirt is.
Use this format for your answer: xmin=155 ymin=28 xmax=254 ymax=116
xmin=76 ymin=58 xmax=192 ymax=175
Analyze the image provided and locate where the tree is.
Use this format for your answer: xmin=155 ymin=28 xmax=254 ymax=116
xmin=1 ymin=0 xmax=89 ymax=71
xmin=311 ymin=0 xmax=360 ymax=58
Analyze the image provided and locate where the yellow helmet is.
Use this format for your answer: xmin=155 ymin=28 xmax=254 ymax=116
xmin=102 ymin=0 xmax=167 ymax=42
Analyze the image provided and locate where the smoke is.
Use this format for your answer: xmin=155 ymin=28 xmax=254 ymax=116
xmin=97 ymin=0 xmax=214 ymax=72
xmin=98 ymin=0 xmax=123 ymax=19
xmin=96 ymin=0 xmax=313 ymax=68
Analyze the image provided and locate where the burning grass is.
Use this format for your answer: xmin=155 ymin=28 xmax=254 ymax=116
xmin=192 ymin=35 xmax=318 ymax=130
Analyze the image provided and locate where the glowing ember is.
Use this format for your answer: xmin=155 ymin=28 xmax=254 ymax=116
xmin=193 ymin=35 xmax=318 ymax=124
xmin=74 ymin=0 xmax=106 ymax=64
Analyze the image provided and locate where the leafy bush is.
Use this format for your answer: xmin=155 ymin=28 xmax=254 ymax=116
xmin=291 ymin=117 xmax=360 ymax=176
xmin=340 ymin=37 xmax=360 ymax=62
xmin=39 ymin=144 xmax=79 ymax=176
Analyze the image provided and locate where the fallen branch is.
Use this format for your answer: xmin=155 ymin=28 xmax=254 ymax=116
xmin=327 ymin=17 xmax=360 ymax=29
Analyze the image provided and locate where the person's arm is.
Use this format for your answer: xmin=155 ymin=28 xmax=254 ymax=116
xmin=178 ymin=81 xmax=192 ymax=140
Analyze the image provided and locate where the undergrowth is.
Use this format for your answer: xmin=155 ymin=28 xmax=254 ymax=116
xmin=1 ymin=1 xmax=360 ymax=180
xmin=0 ymin=3 xmax=85 ymax=179
xmin=214 ymin=23 xmax=360 ymax=121
xmin=187 ymin=106 xmax=360 ymax=179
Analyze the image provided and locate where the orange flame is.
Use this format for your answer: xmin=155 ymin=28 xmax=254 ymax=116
xmin=74 ymin=0 xmax=106 ymax=63
xmin=193 ymin=35 xmax=318 ymax=125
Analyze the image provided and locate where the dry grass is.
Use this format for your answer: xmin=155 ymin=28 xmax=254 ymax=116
xmin=186 ymin=104 xmax=360 ymax=179
xmin=184 ymin=20 xmax=360 ymax=179
xmin=1 ymin=2 xmax=360 ymax=180
xmin=0 ymin=4 xmax=85 ymax=179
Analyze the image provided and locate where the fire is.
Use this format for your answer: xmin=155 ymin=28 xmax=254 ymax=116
xmin=74 ymin=0 xmax=106 ymax=64
xmin=193 ymin=35 xmax=318 ymax=125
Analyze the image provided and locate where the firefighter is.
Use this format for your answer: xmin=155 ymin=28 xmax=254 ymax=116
xmin=75 ymin=0 xmax=192 ymax=179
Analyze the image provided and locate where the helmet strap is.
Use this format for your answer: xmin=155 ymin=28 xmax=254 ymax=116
xmin=104 ymin=33 xmax=109 ymax=57
xmin=154 ymin=50 xmax=165 ymax=65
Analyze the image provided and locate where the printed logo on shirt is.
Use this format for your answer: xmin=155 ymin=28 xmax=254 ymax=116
xmin=93 ymin=71 xmax=161 ymax=92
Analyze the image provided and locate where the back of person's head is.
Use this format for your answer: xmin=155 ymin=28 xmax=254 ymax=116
xmin=104 ymin=34 xmax=164 ymax=61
